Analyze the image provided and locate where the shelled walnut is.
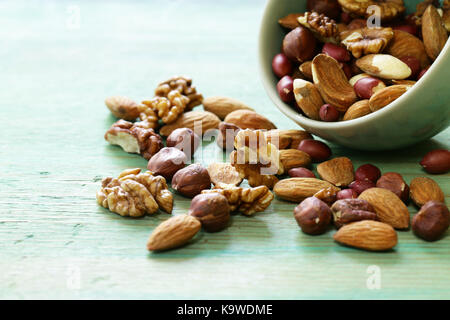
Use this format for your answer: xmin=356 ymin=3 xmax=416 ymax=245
xmin=96 ymin=168 xmax=173 ymax=217
xmin=104 ymin=120 xmax=163 ymax=160
xmin=298 ymin=11 xmax=340 ymax=43
xmin=341 ymin=27 xmax=394 ymax=58
xmin=142 ymin=92 xmax=188 ymax=124
xmin=155 ymin=76 xmax=203 ymax=111
xmin=202 ymin=185 xmax=274 ymax=216
xmin=338 ymin=0 xmax=406 ymax=21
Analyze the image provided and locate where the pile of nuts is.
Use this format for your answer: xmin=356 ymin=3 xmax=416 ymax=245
xmin=99 ymin=80 xmax=448 ymax=251
xmin=273 ymin=0 xmax=449 ymax=122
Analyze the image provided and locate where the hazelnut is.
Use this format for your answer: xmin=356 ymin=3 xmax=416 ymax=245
xmin=282 ymin=27 xmax=317 ymax=63
xmin=420 ymin=149 xmax=450 ymax=174
xmin=217 ymin=122 xmax=241 ymax=151
xmin=166 ymin=128 xmax=200 ymax=158
xmin=412 ymin=201 xmax=450 ymax=241
xmin=307 ymin=0 xmax=340 ymax=19
xmin=331 ymin=199 xmax=378 ymax=229
xmin=172 ymin=164 xmax=211 ymax=198
xmin=376 ymin=172 xmax=409 ymax=203
xmin=297 ymin=139 xmax=331 ymax=163
xmin=294 ymin=197 xmax=332 ymax=235
xmin=147 ymin=147 xmax=187 ymax=180
xmin=189 ymin=193 xmax=230 ymax=232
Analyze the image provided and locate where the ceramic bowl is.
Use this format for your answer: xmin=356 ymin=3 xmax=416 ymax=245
xmin=259 ymin=0 xmax=450 ymax=150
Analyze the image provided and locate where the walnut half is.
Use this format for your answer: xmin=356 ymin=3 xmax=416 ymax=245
xmin=338 ymin=0 xmax=406 ymax=21
xmin=341 ymin=27 xmax=394 ymax=58
xmin=105 ymin=119 xmax=163 ymax=160
xmin=298 ymin=11 xmax=340 ymax=44
xmin=97 ymin=169 xmax=173 ymax=217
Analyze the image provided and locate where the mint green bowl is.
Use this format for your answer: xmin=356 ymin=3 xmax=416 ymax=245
xmin=259 ymin=0 xmax=450 ymax=150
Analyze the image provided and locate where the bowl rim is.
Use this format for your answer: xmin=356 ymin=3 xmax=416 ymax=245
xmin=258 ymin=0 xmax=450 ymax=130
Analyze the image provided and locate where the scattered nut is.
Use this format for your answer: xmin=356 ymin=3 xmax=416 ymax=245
xmin=369 ymin=84 xmax=411 ymax=112
xmin=207 ymin=162 xmax=243 ymax=188
xmin=264 ymin=129 xmax=313 ymax=149
xmin=322 ymin=43 xmax=351 ymax=62
xmin=147 ymin=214 xmax=201 ymax=251
xmin=412 ymin=201 xmax=450 ymax=241
xmin=317 ymin=157 xmax=355 ymax=187
xmin=274 ymin=178 xmax=340 ymax=202
xmin=272 ymin=53 xmax=294 ymax=78
xmin=154 ymin=76 xmax=203 ymax=111
xmin=354 ymin=77 xmax=386 ymax=99
xmin=159 ymin=111 xmax=220 ymax=137
xmin=359 ymin=187 xmax=410 ymax=229
xmin=203 ymin=96 xmax=255 ymax=120
xmin=147 ymin=147 xmax=187 ymax=180
xmin=288 ymin=167 xmax=316 ymax=178
xmin=342 ymin=100 xmax=372 ymax=121
xmin=105 ymin=96 xmax=140 ymax=121
xmin=319 ymin=104 xmax=340 ymax=122
xmin=293 ymin=79 xmax=324 ymax=120
xmin=307 ymin=0 xmax=341 ymax=19
xmin=420 ymin=149 xmax=450 ymax=174
xmin=278 ymin=13 xmax=303 ymax=29
xmin=422 ymin=4 xmax=448 ymax=61
xmin=313 ymin=187 xmax=339 ymax=206
xmin=224 ymin=110 xmax=277 ymax=130
xmin=334 ymin=220 xmax=398 ymax=252
xmin=277 ymin=75 xmax=295 ymax=103
xmin=189 ymin=193 xmax=230 ymax=232
xmin=356 ymin=54 xmax=412 ymax=80
xmin=386 ymin=30 xmax=430 ymax=69
xmin=172 ymin=164 xmax=211 ymax=198
xmin=217 ymin=122 xmax=241 ymax=151
xmin=279 ymin=149 xmax=311 ymax=171
xmin=298 ymin=11 xmax=340 ymax=44
xmin=410 ymin=177 xmax=445 ymax=207
xmin=355 ymin=164 xmax=381 ymax=182
xmin=294 ymin=197 xmax=332 ymax=235
xmin=349 ymin=180 xmax=376 ymax=195
xmin=297 ymin=139 xmax=332 ymax=163
xmin=336 ymin=188 xmax=358 ymax=200
xmin=376 ymin=172 xmax=410 ymax=203
xmin=341 ymin=27 xmax=394 ymax=58
xmin=337 ymin=0 xmax=405 ymax=21
xmin=299 ymin=61 xmax=313 ymax=80
xmin=166 ymin=128 xmax=200 ymax=158
xmin=331 ymin=198 xmax=377 ymax=228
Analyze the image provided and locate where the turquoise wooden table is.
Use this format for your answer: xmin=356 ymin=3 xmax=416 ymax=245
xmin=1 ymin=0 xmax=449 ymax=299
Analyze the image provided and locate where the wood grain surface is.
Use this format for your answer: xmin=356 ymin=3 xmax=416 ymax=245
xmin=0 ymin=0 xmax=449 ymax=299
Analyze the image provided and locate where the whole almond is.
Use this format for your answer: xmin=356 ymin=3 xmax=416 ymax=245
xmin=312 ymin=54 xmax=357 ymax=112
xmin=105 ymin=96 xmax=140 ymax=121
xmin=274 ymin=178 xmax=340 ymax=202
xmin=356 ymin=54 xmax=412 ymax=80
xmin=343 ymin=100 xmax=371 ymax=121
xmin=317 ymin=157 xmax=355 ymax=187
xmin=147 ymin=214 xmax=201 ymax=251
xmin=160 ymin=111 xmax=220 ymax=136
xmin=369 ymin=85 xmax=411 ymax=112
xmin=293 ymin=79 xmax=324 ymax=120
xmin=264 ymin=129 xmax=313 ymax=149
xmin=422 ymin=5 xmax=448 ymax=61
xmin=299 ymin=61 xmax=313 ymax=80
xmin=203 ymin=96 xmax=254 ymax=120
xmin=334 ymin=220 xmax=398 ymax=251
xmin=279 ymin=149 xmax=312 ymax=171
xmin=410 ymin=177 xmax=445 ymax=207
xmin=386 ymin=30 xmax=430 ymax=69
xmin=224 ymin=110 xmax=277 ymax=130
xmin=359 ymin=188 xmax=410 ymax=229
xmin=278 ymin=13 xmax=303 ymax=29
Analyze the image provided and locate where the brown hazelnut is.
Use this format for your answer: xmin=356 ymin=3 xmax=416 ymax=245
xmin=147 ymin=147 xmax=187 ymax=180
xmin=376 ymin=172 xmax=409 ymax=203
xmin=189 ymin=193 xmax=230 ymax=232
xmin=217 ymin=122 xmax=241 ymax=151
xmin=307 ymin=0 xmax=340 ymax=19
xmin=294 ymin=197 xmax=332 ymax=235
xmin=172 ymin=164 xmax=211 ymax=198
xmin=166 ymin=128 xmax=200 ymax=158
xmin=331 ymin=199 xmax=378 ymax=229
xmin=282 ymin=27 xmax=317 ymax=63
xmin=412 ymin=201 xmax=450 ymax=241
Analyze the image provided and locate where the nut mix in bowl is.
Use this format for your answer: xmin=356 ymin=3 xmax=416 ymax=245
xmin=259 ymin=0 xmax=450 ymax=150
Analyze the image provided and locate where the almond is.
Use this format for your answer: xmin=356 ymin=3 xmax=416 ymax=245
xmin=385 ymin=30 xmax=430 ymax=69
xmin=207 ymin=162 xmax=243 ymax=188
xmin=279 ymin=149 xmax=311 ymax=171
xmin=105 ymin=96 xmax=140 ymax=121
xmin=224 ymin=110 xmax=277 ymax=130
xmin=422 ymin=5 xmax=448 ymax=61
xmin=202 ymin=96 xmax=254 ymax=120
xmin=356 ymin=54 xmax=412 ymax=80
xmin=343 ymin=100 xmax=371 ymax=121
xmin=273 ymin=178 xmax=340 ymax=202
xmin=147 ymin=214 xmax=201 ymax=251
xmin=278 ymin=13 xmax=302 ymax=29
xmin=410 ymin=177 xmax=445 ymax=207
xmin=334 ymin=220 xmax=398 ymax=251
xmin=368 ymin=85 xmax=411 ymax=112
xmin=312 ymin=54 xmax=357 ymax=112
xmin=264 ymin=129 xmax=314 ymax=150
xmin=299 ymin=61 xmax=313 ymax=80
xmin=317 ymin=157 xmax=355 ymax=187
xmin=359 ymin=188 xmax=410 ymax=229
xmin=293 ymin=79 xmax=324 ymax=120
xmin=160 ymin=111 xmax=220 ymax=136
